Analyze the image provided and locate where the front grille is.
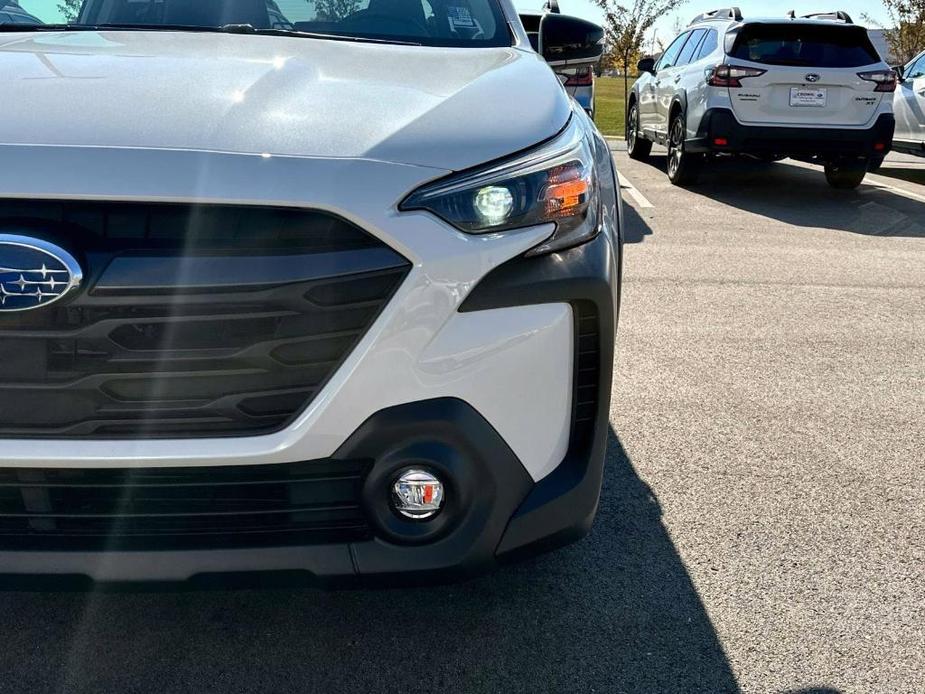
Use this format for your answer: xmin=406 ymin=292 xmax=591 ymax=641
xmin=0 ymin=200 xmax=410 ymax=439
xmin=0 ymin=460 xmax=372 ymax=550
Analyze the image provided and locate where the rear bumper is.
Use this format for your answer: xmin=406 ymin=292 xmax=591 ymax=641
xmin=0 ymin=232 xmax=617 ymax=586
xmin=687 ymin=108 xmax=895 ymax=159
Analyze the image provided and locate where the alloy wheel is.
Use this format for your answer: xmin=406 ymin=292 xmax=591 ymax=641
xmin=668 ymin=117 xmax=683 ymax=178
xmin=628 ymin=106 xmax=638 ymax=150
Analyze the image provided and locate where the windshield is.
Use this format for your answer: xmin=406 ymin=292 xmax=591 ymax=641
xmin=4 ymin=0 xmax=512 ymax=46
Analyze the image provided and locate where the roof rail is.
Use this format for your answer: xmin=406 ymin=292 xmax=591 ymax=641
xmin=689 ymin=7 xmax=742 ymax=26
xmin=801 ymin=11 xmax=854 ymax=24
xmin=542 ymin=0 xmax=560 ymax=14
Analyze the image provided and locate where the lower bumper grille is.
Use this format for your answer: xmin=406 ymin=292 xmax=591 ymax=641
xmin=0 ymin=461 xmax=372 ymax=551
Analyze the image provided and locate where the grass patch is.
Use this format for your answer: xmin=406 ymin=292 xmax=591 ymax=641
xmin=593 ymin=76 xmax=630 ymax=138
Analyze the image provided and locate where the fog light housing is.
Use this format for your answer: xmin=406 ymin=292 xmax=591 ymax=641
xmin=391 ymin=469 xmax=445 ymax=520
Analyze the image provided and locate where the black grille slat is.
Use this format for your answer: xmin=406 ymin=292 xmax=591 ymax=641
xmin=571 ymin=302 xmax=601 ymax=436
xmin=0 ymin=201 xmax=409 ymax=439
xmin=0 ymin=460 xmax=372 ymax=550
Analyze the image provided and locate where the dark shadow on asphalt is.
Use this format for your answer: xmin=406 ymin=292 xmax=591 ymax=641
xmin=0 ymin=429 xmax=740 ymax=693
xmin=622 ymin=197 xmax=655 ymax=243
xmin=643 ymin=154 xmax=925 ymax=238
xmin=874 ymin=166 xmax=925 ymax=186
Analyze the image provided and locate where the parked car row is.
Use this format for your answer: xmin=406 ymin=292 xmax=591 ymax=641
xmin=626 ymin=7 xmax=920 ymax=189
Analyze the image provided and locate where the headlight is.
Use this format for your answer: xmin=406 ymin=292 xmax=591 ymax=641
xmin=400 ymin=118 xmax=600 ymax=255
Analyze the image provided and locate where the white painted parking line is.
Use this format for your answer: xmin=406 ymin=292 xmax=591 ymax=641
xmin=617 ymin=172 xmax=654 ymax=209
xmin=864 ymin=176 xmax=925 ymax=205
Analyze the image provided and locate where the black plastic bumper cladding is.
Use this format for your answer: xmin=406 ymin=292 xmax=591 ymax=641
xmin=460 ymin=230 xmax=617 ymax=560
xmin=0 ymin=200 xmax=409 ymax=439
xmin=688 ymin=109 xmax=896 ymax=158
xmin=0 ymin=399 xmax=535 ymax=583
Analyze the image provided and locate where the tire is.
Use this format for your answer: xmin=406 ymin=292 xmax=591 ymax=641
xmin=666 ymin=111 xmax=702 ymax=186
xmin=867 ymin=156 xmax=885 ymax=173
xmin=824 ymin=161 xmax=867 ymax=189
xmin=626 ymin=101 xmax=652 ymax=161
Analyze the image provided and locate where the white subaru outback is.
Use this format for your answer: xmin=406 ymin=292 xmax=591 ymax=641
xmin=627 ymin=8 xmax=896 ymax=189
xmin=0 ymin=0 xmax=620 ymax=584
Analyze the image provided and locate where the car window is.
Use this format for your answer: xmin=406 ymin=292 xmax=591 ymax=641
xmin=728 ymin=24 xmax=879 ymax=68
xmin=676 ymin=28 xmax=705 ymax=66
xmin=657 ymin=31 xmax=691 ymax=71
xmin=906 ymin=53 xmax=925 ymax=80
xmin=696 ymin=28 xmax=718 ymax=60
xmin=61 ymin=0 xmax=510 ymax=47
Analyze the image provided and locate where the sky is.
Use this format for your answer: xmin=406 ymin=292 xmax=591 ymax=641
xmin=512 ymin=0 xmax=892 ymax=48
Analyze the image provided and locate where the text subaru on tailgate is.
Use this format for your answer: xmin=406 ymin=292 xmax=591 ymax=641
xmin=627 ymin=8 xmax=896 ymax=188
xmin=0 ymin=0 xmax=620 ymax=583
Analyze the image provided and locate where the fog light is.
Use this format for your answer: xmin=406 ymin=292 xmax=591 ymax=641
xmin=391 ymin=469 xmax=444 ymax=520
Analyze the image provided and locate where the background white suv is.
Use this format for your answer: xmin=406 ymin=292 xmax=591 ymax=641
xmin=626 ymin=8 xmax=896 ymax=189
xmin=893 ymin=49 xmax=925 ymax=156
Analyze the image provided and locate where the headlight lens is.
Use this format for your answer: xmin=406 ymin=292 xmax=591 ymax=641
xmin=400 ymin=119 xmax=600 ymax=255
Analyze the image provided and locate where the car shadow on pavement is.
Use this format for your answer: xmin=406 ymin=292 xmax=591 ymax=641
xmin=873 ymin=166 xmax=925 ymax=186
xmin=622 ymin=198 xmax=655 ymax=243
xmin=0 ymin=429 xmax=741 ymax=694
xmin=645 ymin=154 xmax=925 ymax=238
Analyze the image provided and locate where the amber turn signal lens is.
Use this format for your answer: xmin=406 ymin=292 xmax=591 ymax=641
xmin=544 ymin=163 xmax=591 ymax=218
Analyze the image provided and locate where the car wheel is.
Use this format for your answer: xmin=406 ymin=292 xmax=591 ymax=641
xmin=666 ymin=111 xmax=702 ymax=186
xmin=824 ymin=161 xmax=867 ymax=189
xmin=626 ymin=102 xmax=652 ymax=161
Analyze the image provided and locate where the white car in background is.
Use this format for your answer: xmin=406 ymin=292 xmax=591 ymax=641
xmin=893 ymin=49 xmax=925 ymax=156
xmin=626 ymin=8 xmax=897 ymax=189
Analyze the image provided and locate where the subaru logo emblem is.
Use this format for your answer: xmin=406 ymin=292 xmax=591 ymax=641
xmin=805 ymin=73 xmax=821 ymax=83
xmin=0 ymin=234 xmax=82 ymax=312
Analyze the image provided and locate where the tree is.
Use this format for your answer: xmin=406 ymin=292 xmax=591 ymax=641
xmin=865 ymin=0 xmax=925 ymax=65
xmin=593 ymin=0 xmax=689 ymax=113
xmin=314 ymin=0 xmax=360 ymax=21
xmin=57 ymin=0 xmax=81 ymax=22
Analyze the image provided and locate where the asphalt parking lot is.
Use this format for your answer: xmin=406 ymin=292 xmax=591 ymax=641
xmin=0 ymin=151 xmax=922 ymax=694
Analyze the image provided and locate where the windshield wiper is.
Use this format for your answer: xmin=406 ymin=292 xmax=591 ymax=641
xmin=0 ymin=22 xmax=225 ymax=33
xmin=0 ymin=21 xmax=421 ymax=45
xmin=218 ymin=24 xmax=422 ymax=45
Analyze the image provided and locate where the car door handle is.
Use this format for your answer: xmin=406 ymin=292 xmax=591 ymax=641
xmin=674 ymin=75 xmax=682 ymax=83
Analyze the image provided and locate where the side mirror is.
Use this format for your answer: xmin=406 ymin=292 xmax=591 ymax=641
xmin=540 ymin=14 xmax=604 ymax=67
xmin=637 ymin=57 xmax=656 ymax=74
xmin=892 ymin=65 xmax=905 ymax=82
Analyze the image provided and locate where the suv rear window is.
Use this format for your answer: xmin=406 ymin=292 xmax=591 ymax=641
xmin=727 ymin=24 xmax=880 ymax=68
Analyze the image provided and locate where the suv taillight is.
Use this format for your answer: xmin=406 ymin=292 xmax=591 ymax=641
xmin=858 ymin=69 xmax=897 ymax=93
xmin=707 ymin=64 xmax=767 ymax=88
xmin=564 ymin=69 xmax=594 ymax=87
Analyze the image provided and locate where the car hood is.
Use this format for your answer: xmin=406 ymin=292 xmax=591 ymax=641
xmin=0 ymin=31 xmax=571 ymax=171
